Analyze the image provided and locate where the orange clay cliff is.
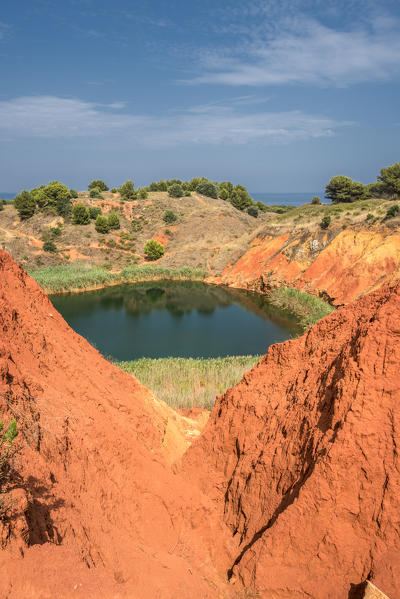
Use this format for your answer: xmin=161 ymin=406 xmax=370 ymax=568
xmin=0 ymin=248 xmax=399 ymax=598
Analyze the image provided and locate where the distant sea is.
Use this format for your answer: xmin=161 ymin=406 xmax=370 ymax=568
xmin=0 ymin=192 xmax=16 ymax=200
xmin=251 ymin=192 xmax=326 ymax=206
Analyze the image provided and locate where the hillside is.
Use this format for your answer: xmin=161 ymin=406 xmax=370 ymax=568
xmin=0 ymin=248 xmax=399 ymax=598
xmin=1 ymin=192 xmax=399 ymax=305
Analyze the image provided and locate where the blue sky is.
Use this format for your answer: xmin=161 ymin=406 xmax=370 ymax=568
xmin=1 ymin=0 xmax=399 ymax=192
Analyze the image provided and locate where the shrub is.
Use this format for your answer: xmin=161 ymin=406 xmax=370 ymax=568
xmin=312 ymin=196 xmax=321 ymax=205
xmin=168 ymin=183 xmax=184 ymax=198
xmin=163 ymin=210 xmax=178 ymax=224
xmin=14 ymin=190 xmax=36 ymax=219
xmin=95 ymin=214 xmax=110 ymax=233
xmin=325 ymin=176 xmax=369 ymax=203
xmin=72 ymin=202 xmax=90 ymax=225
xmin=89 ymin=206 xmax=102 ymax=219
xmin=0 ymin=419 xmax=18 ymax=518
xmin=138 ymin=188 xmax=148 ymax=200
xmin=247 ymin=206 xmax=258 ymax=218
xmin=184 ymin=190 xmax=191 ymax=197
xmin=70 ymin=189 xmax=78 ymax=198
xmin=119 ymin=180 xmax=136 ymax=201
xmin=0 ymin=200 xmax=3 ymax=211
xmin=111 ymin=188 xmax=118 ymax=194
xmin=320 ymin=215 xmax=331 ymax=229
xmin=377 ymin=162 xmax=400 ymax=198
xmin=89 ymin=187 xmax=102 ymax=199
xmin=88 ymin=179 xmax=109 ymax=192
xmin=108 ymin=210 xmax=120 ymax=230
xmin=43 ymin=239 xmax=57 ymax=252
xmin=144 ymin=239 xmax=165 ymax=261
xmin=49 ymin=226 xmax=62 ymax=237
xmin=230 ymin=185 xmax=253 ymax=211
xmin=196 ymin=181 xmax=218 ymax=199
xmin=366 ymin=212 xmax=374 ymax=221
xmin=386 ymin=204 xmax=400 ymax=219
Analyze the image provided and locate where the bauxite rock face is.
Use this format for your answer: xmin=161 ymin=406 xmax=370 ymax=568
xmin=183 ymin=279 xmax=400 ymax=598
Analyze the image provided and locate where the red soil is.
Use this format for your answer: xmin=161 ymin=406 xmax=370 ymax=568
xmin=1 ymin=248 xmax=399 ymax=598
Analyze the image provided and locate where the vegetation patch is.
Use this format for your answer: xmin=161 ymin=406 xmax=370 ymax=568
xmin=269 ymin=287 xmax=334 ymax=330
xmin=117 ymin=356 xmax=259 ymax=410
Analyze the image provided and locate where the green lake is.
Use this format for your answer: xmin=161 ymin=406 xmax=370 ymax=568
xmin=50 ymin=281 xmax=301 ymax=360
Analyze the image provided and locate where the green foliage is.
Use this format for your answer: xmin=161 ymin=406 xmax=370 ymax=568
xmin=138 ymin=188 xmax=148 ymax=200
xmin=196 ymin=180 xmax=218 ymax=199
xmin=247 ymin=206 xmax=258 ymax=218
xmin=144 ymin=239 xmax=165 ymax=261
xmin=107 ymin=210 xmax=120 ymax=230
xmin=72 ymin=202 xmax=90 ymax=225
xmin=69 ymin=189 xmax=78 ymax=198
xmin=88 ymin=179 xmax=109 ymax=192
xmin=89 ymin=206 xmax=102 ymax=219
xmin=256 ymin=201 xmax=268 ymax=212
xmin=377 ymin=162 xmax=400 ymax=198
xmin=111 ymin=187 xmax=118 ymax=193
xmin=320 ymin=215 xmax=331 ymax=229
xmin=119 ymin=180 xmax=136 ymax=201
xmin=34 ymin=181 xmax=72 ymax=215
xmin=89 ymin=187 xmax=102 ymax=199
xmin=269 ymin=287 xmax=334 ymax=331
xmin=43 ymin=239 xmax=57 ymax=252
xmin=386 ymin=204 xmax=400 ymax=219
xmin=95 ymin=214 xmax=110 ymax=233
xmin=325 ymin=175 xmax=369 ymax=203
xmin=163 ymin=210 xmax=178 ymax=224
xmin=118 ymin=356 xmax=259 ymax=410
xmin=230 ymin=185 xmax=253 ymax=211
xmin=168 ymin=183 xmax=184 ymax=198
xmin=312 ymin=196 xmax=321 ymax=205
xmin=14 ymin=190 xmax=36 ymax=219
xmin=0 ymin=419 xmax=18 ymax=518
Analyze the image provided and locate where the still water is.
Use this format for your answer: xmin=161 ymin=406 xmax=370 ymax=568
xmin=50 ymin=281 xmax=301 ymax=360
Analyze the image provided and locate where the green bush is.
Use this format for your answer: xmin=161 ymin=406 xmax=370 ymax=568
xmin=325 ymin=176 xmax=369 ymax=203
xmin=0 ymin=419 xmax=18 ymax=518
xmin=89 ymin=206 xmax=102 ymax=219
xmin=111 ymin=187 xmax=118 ymax=193
xmin=320 ymin=215 xmax=331 ymax=229
xmin=89 ymin=187 xmax=102 ymax=199
xmin=386 ymin=204 xmax=400 ymax=219
xmin=43 ymin=239 xmax=57 ymax=252
xmin=163 ymin=210 xmax=178 ymax=224
xmin=247 ymin=206 xmax=258 ymax=218
xmin=168 ymin=183 xmax=184 ymax=198
xmin=144 ymin=239 xmax=165 ymax=261
xmin=312 ymin=196 xmax=321 ymax=205
xmin=72 ymin=202 xmax=90 ymax=225
xmin=70 ymin=189 xmax=78 ymax=198
xmin=119 ymin=180 xmax=136 ymax=201
xmin=34 ymin=181 xmax=72 ymax=216
xmin=378 ymin=163 xmax=400 ymax=198
xmin=196 ymin=181 xmax=218 ymax=199
xmin=95 ymin=214 xmax=110 ymax=233
xmin=138 ymin=188 xmax=148 ymax=200
xmin=108 ymin=210 xmax=120 ymax=230
xmin=88 ymin=179 xmax=109 ymax=192
xmin=14 ymin=190 xmax=36 ymax=219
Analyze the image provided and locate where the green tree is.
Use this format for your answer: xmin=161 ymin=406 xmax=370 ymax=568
xmin=88 ymin=179 xmax=109 ymax=192
xmin=196 ymin=181 xmax=218 ymax=199
xmin=377 ymin=162 xmax=400 ymax=198
xmin=72 ymin=203 xmax=90 ymax=224
xmin=163 ymin=210 xmax=178 ymax=224
xmin=144 ymin=239 xmax=165 ymax=260
xmin=230 ymin=185 xmax=253 ymax=211
xmin=70 ymin=189 xmax=78 ymax=198
xmin=89 ymin=206 xmax=102 ymax=219
xmin=14 ymin=191 xmax=36 ymax=219
xmin=95 ymin=214 xmax=110 ymax=233
xmin=138 ymin=188 xmax=148 ymax=199
xmin=325 ymin=176 xmax=368 ymax=203
xmin=188 ymin=177 xmax=202 ymax=191
xmin=108 ymin=210 xmax=120 ymax=230
xmin=89 ymin=187 xmax=102 ymax=198
xmin=320 ymin=215 xmax=331 ymax=229
xmin=119 ymin=180 xmax=136 ymax=200
xmin=168 ymin=183 xmax=184 ymax=198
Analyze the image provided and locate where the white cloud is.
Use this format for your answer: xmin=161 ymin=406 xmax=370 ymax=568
xmin=0 ymin=95 xmax=351 ymax=146
xmin=187 ymin=17 xmax=400 ymax=86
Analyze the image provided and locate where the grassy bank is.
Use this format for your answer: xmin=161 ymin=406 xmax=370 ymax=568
xmin=269 ymin=287 xmax=334 ymax=330
xmin=29 ymin=264 xmax=206 ymax=293
xmin=117 ymin=356 xmax=259 ymax=410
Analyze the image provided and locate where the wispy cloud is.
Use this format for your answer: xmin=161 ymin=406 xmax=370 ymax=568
xmin=0 ymin=95 xmax=351 ymax=146
xmin=187 ymin=16 xmax=400 ymax=87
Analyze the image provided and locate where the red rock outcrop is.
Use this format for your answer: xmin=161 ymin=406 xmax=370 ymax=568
xmin=211 ymin=228 xmax=400 ymax=305
xmin=183 ymin=280 xmax=400 ymax=598
xmin=0 ymin=249 xmax=231 ymax=598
